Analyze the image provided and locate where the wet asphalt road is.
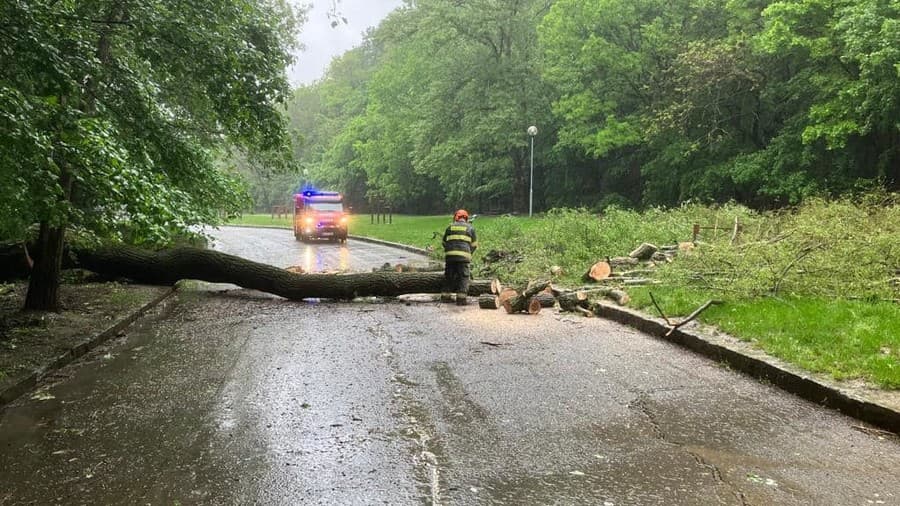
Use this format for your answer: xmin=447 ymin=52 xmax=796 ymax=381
xmin=1 ymin=227 xmax=899 ymax=505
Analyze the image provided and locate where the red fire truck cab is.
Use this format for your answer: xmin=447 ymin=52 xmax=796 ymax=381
xmin=292 ymin=190 xmax=349 ymax=243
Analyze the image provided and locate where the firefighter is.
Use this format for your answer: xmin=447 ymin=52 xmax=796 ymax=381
xmin=441 ymin=209 xmax=478 ymax=305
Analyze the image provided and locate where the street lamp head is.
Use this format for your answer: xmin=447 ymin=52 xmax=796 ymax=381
xmin=527 ymin=125 xmax=538 ymax=137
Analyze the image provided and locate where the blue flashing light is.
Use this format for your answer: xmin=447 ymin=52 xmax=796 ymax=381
xmin=300 ymin=189 xmax=341 ymax=198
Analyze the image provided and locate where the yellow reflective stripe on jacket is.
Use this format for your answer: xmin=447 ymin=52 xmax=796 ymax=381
xmin=445 ymin=234 xmax=472 ymax=242
xmin=445 ymin=250 xmax=472 ymax=259
xmin=449 ymin=225 xmax=469 ymax=232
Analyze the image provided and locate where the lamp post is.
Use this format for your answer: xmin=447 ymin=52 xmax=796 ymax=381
xmin=527 ymin=125 xmax=538 ymax=217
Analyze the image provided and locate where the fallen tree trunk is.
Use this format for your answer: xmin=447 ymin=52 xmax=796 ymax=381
xmin=71 ymin=245 xmax=493 ymax=299
xmin=0 ymin=242 xmax=32 ymax=280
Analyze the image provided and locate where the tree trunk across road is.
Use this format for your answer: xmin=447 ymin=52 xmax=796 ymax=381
xmin=72 ymin=245 xmax=493 ymax=299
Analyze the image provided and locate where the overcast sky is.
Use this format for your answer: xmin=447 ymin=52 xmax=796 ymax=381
xmin=289 ymin=0 xmax=405 ymax=87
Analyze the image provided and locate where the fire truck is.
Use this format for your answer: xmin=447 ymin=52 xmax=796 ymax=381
xmin=292 ymin=189 xmax=349 ymax=243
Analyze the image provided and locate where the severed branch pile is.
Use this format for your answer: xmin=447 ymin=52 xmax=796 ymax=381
xmin=477 ymin=280 xmax=631 ymax=317
xmin=479 ymin=241 xmax=694 ymax=317
xmin=581 ymin=242 xmax=692 ymax=286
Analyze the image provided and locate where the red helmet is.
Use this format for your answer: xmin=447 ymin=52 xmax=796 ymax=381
xmin=454 ymin=209 xmax=469 ymax=221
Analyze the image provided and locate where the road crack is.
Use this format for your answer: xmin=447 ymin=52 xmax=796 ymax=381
xmin=628 ymin=391 xmax=752 ymax=506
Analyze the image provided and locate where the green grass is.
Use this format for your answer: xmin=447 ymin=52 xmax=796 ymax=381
xmin=349 ymin=215 xmax=455 ymax=251
xmin=629 ymin=287 xmax=900 ymax=389
xmin=229 ymin=205 xmax=900 ymax=389
xmin=228 ymin=214 xmax=292 ymax=228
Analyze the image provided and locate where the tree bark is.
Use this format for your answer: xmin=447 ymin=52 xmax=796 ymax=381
xmin=70 ymin=245 xmax=493 ymax=299
xmin=0 ymin=242 xmax=33 ymax=280
xmin=629 ymin=243 xmax=658 ymax=260
xmin=503 ymin=280 xmax=549 ymax=313
xmin=557 ymin=290 xmax=589 ymax=312
xmin=478 ymin=294 xmax=501 ymax=309
xmin=531 ymin=292 xmax=556 ymax=308
xmin=24 ymin=222 xmax=67 ymax=311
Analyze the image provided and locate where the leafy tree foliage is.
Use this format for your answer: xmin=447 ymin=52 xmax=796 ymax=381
xmin=1 ymin=0 xmax=299 ymax=309
xmin=285 ymin=0 xmax=897 ymax=214
xmin=286 ymin=0 xmax=553 ymax=214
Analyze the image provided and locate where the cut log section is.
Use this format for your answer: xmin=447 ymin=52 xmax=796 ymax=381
xmin=558 ymin=287 xmax=630 ymax=310
xmin=607 ymin=256 xmax=640 ymax=268
xmin=526 ymin=297 xmax=542 ymax=314
xmin=629 ymin=243 xmax=658 ymax=260
xmin=478 ymin=294 xmax=501 ymax=310
xmin=531 ymin=292 xmax=556 ymax=308
xmin=583 ymin=261 xmax=611 ymax=282
xmin=491 ymin=279 xmax=503 ymax=294
xmin=503 ymin=280 xmax=550 ymax=314
xmin=70 ymin=245 xmax=494 ymax=299
xmin=497 ymin=288 xmax=518 ymax=306
xmin=557 ymin=291 xmax=589 ymax=312
xmin=584 ymin=288 xmax=630 ymax=306
xmin=603 ymin=289 xmax=630 ymax=306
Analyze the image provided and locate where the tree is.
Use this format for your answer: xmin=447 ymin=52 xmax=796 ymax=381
xmin=284 ymin=0 xmax=555 ymax=214
xmin=0 ymin=0 xmax=300 ymax=310
xmin=758 ymin=0 xmax=900 ymax=189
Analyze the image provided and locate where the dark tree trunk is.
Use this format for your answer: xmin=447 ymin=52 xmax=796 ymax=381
xmin=24 ymin=222 xmax=66 ymax=311
xmin=71 ymin=245 xmax=493 ymax=299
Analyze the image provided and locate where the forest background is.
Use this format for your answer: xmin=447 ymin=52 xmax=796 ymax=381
xmin=246 ymin=0 xmax=900 ymax=215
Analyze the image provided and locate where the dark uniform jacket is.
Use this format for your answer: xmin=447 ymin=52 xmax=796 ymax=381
xmin=442 ymin=220 xmax=477 ymax=263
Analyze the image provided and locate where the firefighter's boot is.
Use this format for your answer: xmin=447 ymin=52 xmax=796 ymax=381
xmin=455 ymin=293 xmax=468 ymax=306
xmin=440 ymin=293 xmax=454 ymax=303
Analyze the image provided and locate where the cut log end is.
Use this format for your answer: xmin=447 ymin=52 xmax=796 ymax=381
xmin=583 ymin=261 xmax=611 ymax=282
xmin=498 ymin=288 xmax=518 ymax=306
xmin=527 ymin=297 xmax=542 ymax=314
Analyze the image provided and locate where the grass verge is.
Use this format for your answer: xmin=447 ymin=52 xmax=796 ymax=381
xmin=628 ymin=287 xmax=900 ymax=389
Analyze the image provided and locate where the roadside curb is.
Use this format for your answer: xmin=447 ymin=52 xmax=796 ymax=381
xmin=348 ymin=235 xmax=432 ymax=256
xmin=594 ymin=302 xmax=900 ymax=434
xmin=0 ymin=287 xmax=176 ymax=408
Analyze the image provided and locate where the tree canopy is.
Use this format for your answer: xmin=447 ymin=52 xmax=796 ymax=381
xmin=283 ymin=0 xmax=898 ymax=213
xmin=1 ymin=0 xmax=300 ymax=308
